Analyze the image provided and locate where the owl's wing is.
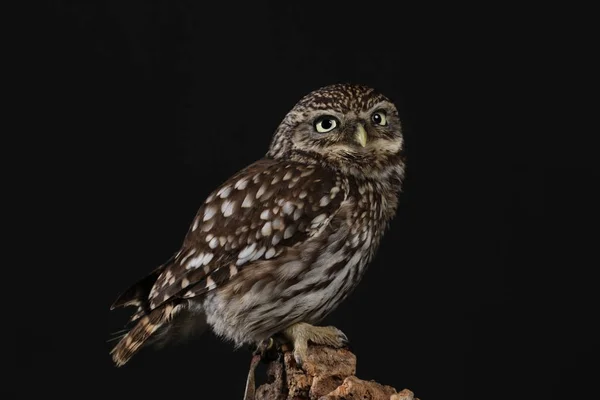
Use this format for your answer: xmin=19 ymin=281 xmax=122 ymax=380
xmin=147 ymin=158 xmax=347 ymax=310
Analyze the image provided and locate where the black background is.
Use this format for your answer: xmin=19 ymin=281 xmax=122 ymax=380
xmin=13 ymin=1 xmax=597 ymax=399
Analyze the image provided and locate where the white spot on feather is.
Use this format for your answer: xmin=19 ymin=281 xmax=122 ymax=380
xmin=238 ymin=243 xmax=257 ymax=259
xmin=234 ymin=178 xmax=249 ymax=190
xmin=179 ymin=249 xmax=196 ymax=264
xmin=272 ymin=217 xmax=284 ymax=230
xmin=203 ymin=253 xmax=214 ymax=265
xmin=282 ymin=201 xmax=295 ymax=215
xmin=206 ymin=277 xmax=217 ymax=291
xmin=311 ymin=213 xmax=328 ymax=225
xmin=256 ymin=183 xmax=268 ymax=199
xmin=265 ymin=247 xmax=276 ymax=259
xmin=261 ymin=221 xmax=272 ymax=236
xmin=251 ymin=246 xmax=266 ymax=261
xmin=217 ymin=186 xmax=232 ymax=198
xmin=260 ymin=209 xmax=272 ymax=220
xmin=242 ymin=193 xmax=253 ymax=208
xmin=221 ymin=199 xmax=236 ymax=217
xmin=293 ymin=209 xmax=303 ymax=221
xmin=203 ymin=206 xmax=216 ymax=221
xmin=272 ymin=232 xmax=282 ymax=245
xmin=284 ymin=225 xmax=296 ymax=239
xmin=187 ymin=253 xmax=205 ymax=269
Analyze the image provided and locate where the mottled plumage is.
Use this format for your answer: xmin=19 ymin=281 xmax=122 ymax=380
xmin=110 ymin=83 xmax=405 ymax=367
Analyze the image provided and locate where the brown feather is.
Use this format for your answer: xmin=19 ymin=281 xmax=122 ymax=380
xmin=110 ymin=303 xmax=179 ymax=367
xmin=145 ymin=159 xmax=346 ymax=310
xmin=110 ymin=254 xmax=176 ymax=310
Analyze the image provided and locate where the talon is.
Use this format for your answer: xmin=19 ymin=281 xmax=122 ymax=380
xmin=253 ymin=338 xmax=272 ymax=357
xmin=291 ymin=337 xmax=309 ymax=368
xmin=293 ymin=351 xmax=303 ymax=367
xmin=339 ymin=331 xmax=350 ymax=346
xmin=329 ymin=326 xmax=349 ymax=346
xmin=262 ymin=337 xmax=279 ymax=363
xmin=292 ymin=342 xmax=308 ymax=368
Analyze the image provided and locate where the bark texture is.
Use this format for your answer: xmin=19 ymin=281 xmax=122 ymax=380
xmin=254 ymin=345 xmax=418 ymax=400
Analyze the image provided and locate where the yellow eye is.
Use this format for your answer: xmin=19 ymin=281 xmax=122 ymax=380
xmin=314 ymin=116 xmax=338 ymax=133
xmin=371 ymin=111 xmax=387 ymax=126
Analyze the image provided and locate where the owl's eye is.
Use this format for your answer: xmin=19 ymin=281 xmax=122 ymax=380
xmin=371 ymin=111 xmax=387 ymax=126
xmin=313 ymin=116 xmax=339 ymax=133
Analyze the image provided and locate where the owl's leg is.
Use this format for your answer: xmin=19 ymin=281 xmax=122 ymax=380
xmin=283 ymin=322 xmax=349 ymax=367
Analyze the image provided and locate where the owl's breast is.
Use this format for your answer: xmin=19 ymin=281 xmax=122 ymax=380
xmin=201 ymin=175 xmax=398 ymax=345
xmin=344 ymin=179 xmax=393 ymax=260
xmin=299 ymin=183 xmax=392 ymax=323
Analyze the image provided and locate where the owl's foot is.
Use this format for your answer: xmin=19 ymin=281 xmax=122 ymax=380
xmin=250 ymin=337 xmax=279 ymax=363
xmin=243 ymin=338 xmax=276 ymax=400
xmin=283 ymin=322 xmax=349 ymax=367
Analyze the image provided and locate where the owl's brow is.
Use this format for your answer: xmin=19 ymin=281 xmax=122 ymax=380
xmin=362 ymin=101 xmax=395 ymax=115
xmin=306 ymin=109 xmax=346 ymax=121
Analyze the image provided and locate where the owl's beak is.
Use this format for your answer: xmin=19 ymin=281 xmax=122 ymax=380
xmin=354 ymin=124 xmax=368 ymax=147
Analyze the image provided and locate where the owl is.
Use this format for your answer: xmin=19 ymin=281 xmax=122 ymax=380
xmin=110 ymin=83 xmax=405 ymax=370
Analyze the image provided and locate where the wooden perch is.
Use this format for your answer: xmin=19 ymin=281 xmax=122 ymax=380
xmin=252 ymin=344 xmax=418 ymax=400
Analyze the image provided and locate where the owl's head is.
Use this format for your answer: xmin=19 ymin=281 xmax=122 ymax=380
xmin=267 ymin=84 xmax=404 ymax=178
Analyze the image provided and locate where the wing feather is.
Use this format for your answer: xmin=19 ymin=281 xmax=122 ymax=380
xmin=147 ymin=159 xmax=347 ymax=309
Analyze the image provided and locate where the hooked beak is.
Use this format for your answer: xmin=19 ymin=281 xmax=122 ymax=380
xmin=354 ymin=123 xmax=367 ymax=147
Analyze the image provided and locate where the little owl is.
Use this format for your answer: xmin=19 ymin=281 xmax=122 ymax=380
xmin=110 ymin=83 xmax=405 ymax=374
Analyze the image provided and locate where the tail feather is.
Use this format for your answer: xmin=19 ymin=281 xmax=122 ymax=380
xmin=110 ymin=303 xmax=180 ymax=367
xmin=111 ymin=254 xmax=176 ymax=310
